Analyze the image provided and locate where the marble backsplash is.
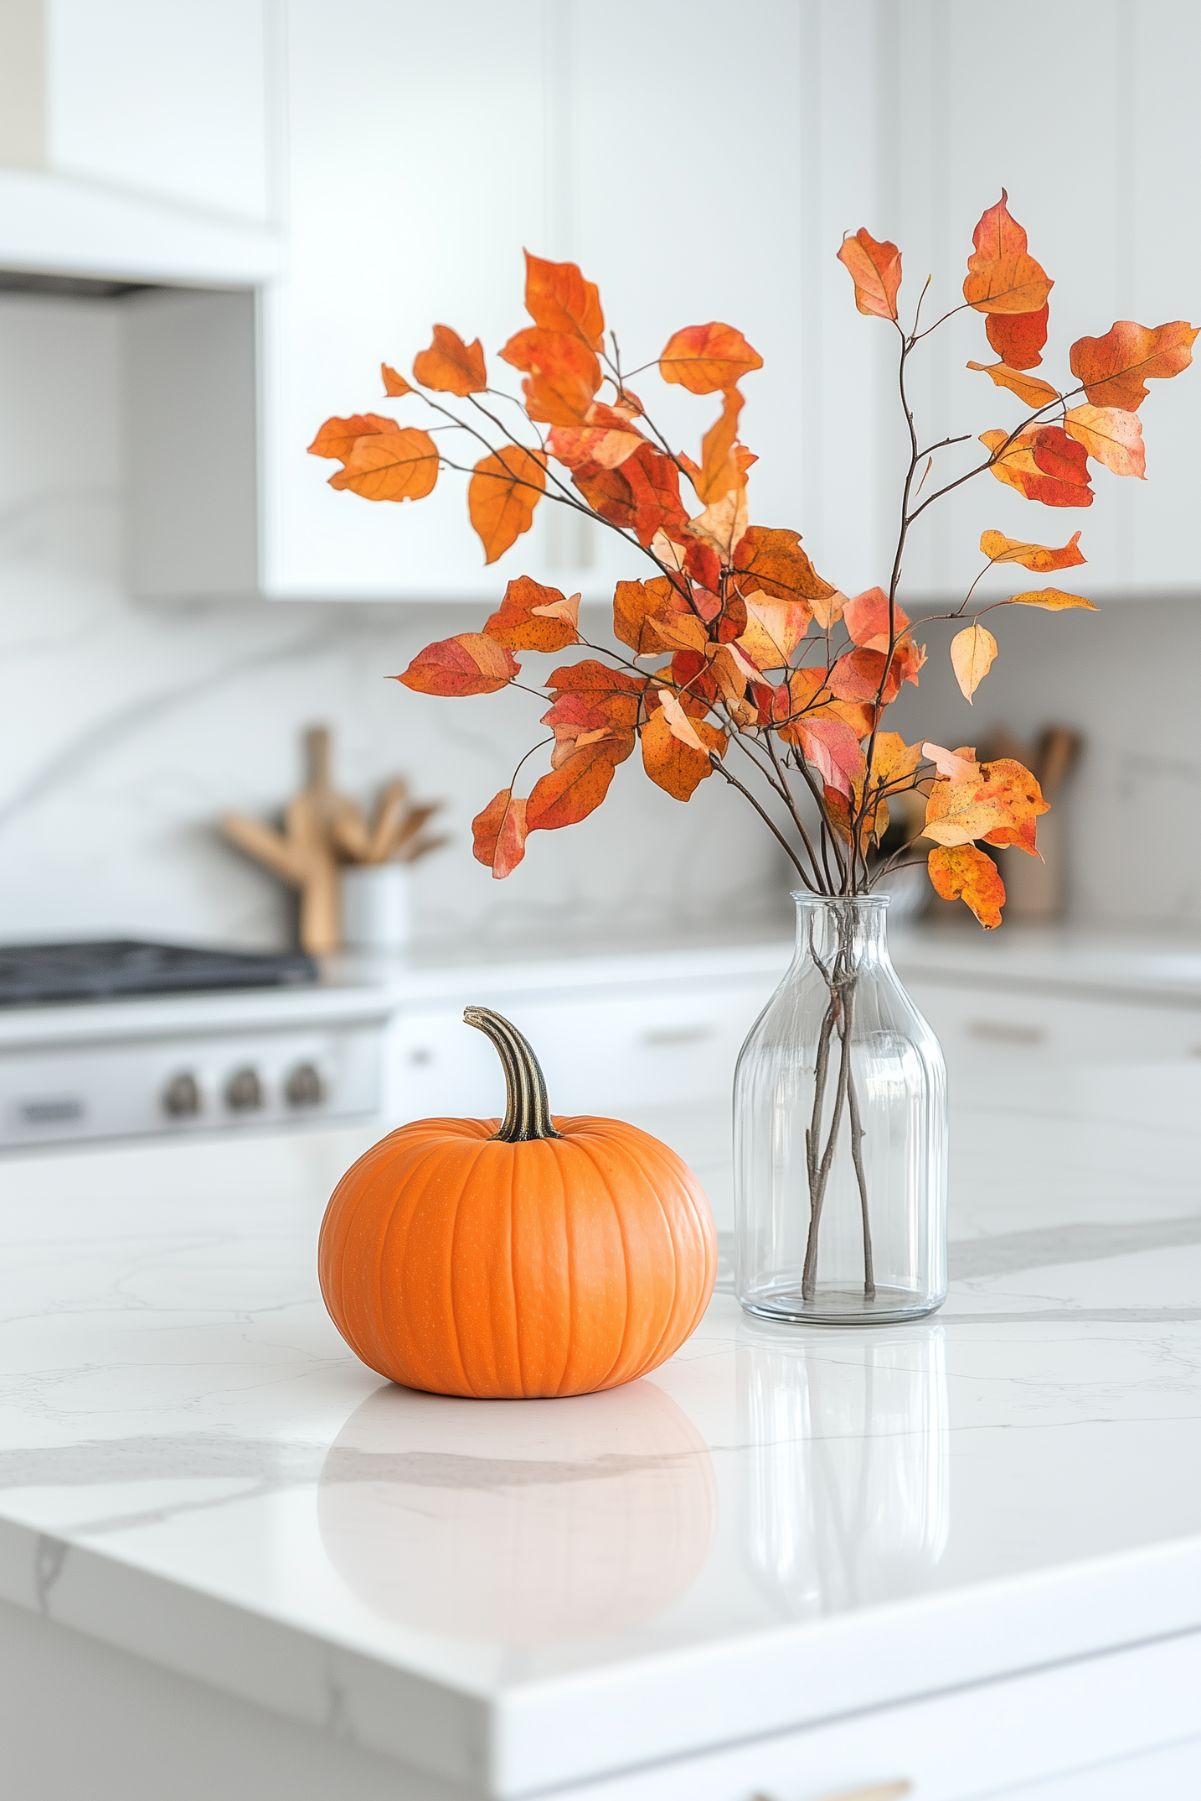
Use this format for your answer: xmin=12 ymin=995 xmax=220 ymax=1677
xmin=2 ymin=290 xmax=1200 ymax=952
xmin=0 ymin=293 xmax=780 ymax=953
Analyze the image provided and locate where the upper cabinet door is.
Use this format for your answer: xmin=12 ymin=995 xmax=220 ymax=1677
xmin=0 ymin=0 xmax=273 ymax=223
xmin=887 ymin=0 xmax=1201 ymax=602
xmin=266 ymin=0 xmax=557 ymax=601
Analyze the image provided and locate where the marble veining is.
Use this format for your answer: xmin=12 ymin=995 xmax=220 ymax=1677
xmin=1 ymin=1063 xmax=1201 ymax=1793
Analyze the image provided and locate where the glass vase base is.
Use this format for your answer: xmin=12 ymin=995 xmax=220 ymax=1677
xmin=739 ymin=1284 xmax=945 ymax=1329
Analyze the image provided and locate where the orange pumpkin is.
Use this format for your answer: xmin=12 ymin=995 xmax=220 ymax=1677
xmin=318 ymin=1006 xmax=717 ymax=1398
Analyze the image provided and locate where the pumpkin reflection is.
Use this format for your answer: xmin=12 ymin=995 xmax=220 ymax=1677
xmin=737 ymin=1325 xmax=949 ymax=1616
xmin=318 ymin=1377 xmax=717 ymax=1644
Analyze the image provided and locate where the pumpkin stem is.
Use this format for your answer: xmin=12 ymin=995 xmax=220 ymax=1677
xmin=463 ymin=1006 xmax=561 ymax=1142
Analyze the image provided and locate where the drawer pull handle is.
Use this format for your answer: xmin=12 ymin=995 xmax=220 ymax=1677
xmin=966 ymin=1018 xmax=1046 ymax=1046
xmin=406 ymin=1047 xmax=434 ymax=1066
xmin=640 ymin=1024 xmax=714 ymax=1047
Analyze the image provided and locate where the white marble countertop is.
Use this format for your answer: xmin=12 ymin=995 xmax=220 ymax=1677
xmin=2 ymin=1067 xmax=1201 ymax=1795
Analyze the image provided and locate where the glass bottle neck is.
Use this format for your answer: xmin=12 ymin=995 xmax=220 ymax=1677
xmin=793 ymin=895 xmax=892 ymax=975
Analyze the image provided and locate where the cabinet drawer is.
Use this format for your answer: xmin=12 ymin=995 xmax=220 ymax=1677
xmin=908 ymin=978 xmax=1201 ymax=1071
xmin=385 ymin=981 xmax=767 ymax=1124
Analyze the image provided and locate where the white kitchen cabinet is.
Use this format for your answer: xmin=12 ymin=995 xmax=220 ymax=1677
xmin=0 ymin=0 xmax=273 ymax=223
xmin=886 ymin=0 xmax=1201 ymax=603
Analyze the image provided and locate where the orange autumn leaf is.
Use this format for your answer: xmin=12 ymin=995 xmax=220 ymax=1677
xmin=980 ymin=425 xmax=1093 ymax=508
xmin=778 ymin=667 xmax=874 ymax=740
xmin=986 ymin=301 xmax=1049 ymax=372
xmin=828 ymin=638 xmax=924 ymax=706
xmin=979 ymin=529 xmax=1085 ymax=571
xmin=523 ymin=250 xmax=604 ymax=351
xmin=307 ymin=412 xmax=396 ymax=462
xmin=950 ymin=621 xmax=998 ymax=702
xmin=547 ymin=401 xmax=644 ymax=470
xmin=837 ymin=228 xmax=902 ymax=321
xmin=500 ymin=327 xmax=601 ymax=425
xmin=687 ymin=489 xmax=749 ymax=561
xmin=575 ymin=445 xmax=691 ymax=548
xmin=328 ymin=423 xmax=440 ymax=502
xmin=640 ymin=704 xmax=724 ymax=801
xmin=484 ymin=575 xmax=580 ymax=652
xmin=1062 ymin=404 xmax=1146 ymax=478
xmin=612 ymin=576 xmax=705 ymax=657
xmin=694 ymin=387 xmax=746 ymax=503
xmin=730 ymin=526 xmax=836 ymax=608
xmin=737 ymin=591 xmax=810 ymax=669
xmin=963 ymin=190 xmax=1053 ymax=315
xmin=381 ymin=364 xmax=413 ymax=398
xmin=924 ymin=757 xmax=1049 ymax=855
xmin=928 ymin=844 xmax=1005 ymax=929
xmin=472 ymin=788 xmax=528 ymax=879
xmin=1006 ymin=588 xmax=1096 ymax=612
xmin=526 ymin=739 xmax=623 ymax=831
xmin=397 ymin=632 xmax=518 ymax=697
xmin=871 ymin=732 xmax=923 ymax=791
xmin=468 ymin=445 xmax=546 ymax=563
xmin=966 ymin=361 xmax=1059 ymax=408
xmin=658 ymin=322 xmax=763 ymax=394
xmin=923 ymin=742 xmax=978 ymax=780
xmin=1069 ymin=319 xmax=1198 ymax=411
xmin=412 ymin=324 xmax=487 ymax=396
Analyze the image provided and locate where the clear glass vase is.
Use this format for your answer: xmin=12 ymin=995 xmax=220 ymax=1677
xmin=734 ymin=894 xmax=947 ymax=1326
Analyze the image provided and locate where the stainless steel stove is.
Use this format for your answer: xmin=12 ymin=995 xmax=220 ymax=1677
xmin=0 ymin=940 xmax=388 ymax=1150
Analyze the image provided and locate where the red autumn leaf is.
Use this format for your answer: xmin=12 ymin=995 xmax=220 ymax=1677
xmin=523 ymin=250 xmax=604 ymax=351
xmin=963 ymin=191 xmax=1053 ymax=315
xmin=843 ymin=586 xmax=910 ymax=652
xmin=828 ymin=638 xmax=924 ymax=705
xmin=484 ymin=575 xmax=580 ymax=652
xmin=658 ymin=322 xmax=763 ymax=394
xmin=837 ymin=228 xmax=902 ymax=321
xmin=924 ymin=756 xmax=1049 ymax=856
xmin=966 ymin=362 xmax=1059 ymax=408
xmin=796 ymin=716 xmax=865 ymax=799
xmin=547 ymin=401 xmax=644 ymax=470
xmin=544 ymin=660 xmax=648 ymax=735
xmin=986 ymin=302 xmax=1049 ymax=371
xmin=500 ymin=327 xmax=601 ymax=425
xmin=980 ymin=425 xmax=1093 ymax=508
xmin=928 ymin=844 xmax=1005 ymax=928
xmin=468 ymin=445 xmax=546 ymax=563
xmin=640 ymin=703 xmax=724 ymax=801
xmin=1062 ymin=404 xmax=1146 ymax=478
xmin=307 ymin=412 xmax=396 ymax=462
xmin=411 ymin=324 xmax=487 ymax=396
xmin=526 ymin=739 xmax=624 ymax=831
xmin=472 ymin=788 xmax=529 ymax=879
xmin=979 ymin=529 xmax=1085 ymax=571
xmin=328 ymin=423 xmax=440 ymax=502
xmin=574 ymin=445 xmax=691 ymax=549
xmin=730 ymin=526 xmax=836 ymax=608
xmin=1069 ymin=319 xmax=1198 ymax=411
xmin=397 ymin=633 xmax=518 ymax=697
xmin=381 ymin=364 xmax=413 ymax=398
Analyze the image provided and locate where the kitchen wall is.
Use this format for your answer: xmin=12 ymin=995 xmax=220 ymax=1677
xmin=3 ymin=290 xmax=1200 ymax=949
xmin=0 ymin=292 xmax=781 ymax=952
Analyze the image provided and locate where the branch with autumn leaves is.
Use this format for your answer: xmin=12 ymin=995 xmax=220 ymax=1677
xmin=310 ymin=195 xmax=1195 ymax=929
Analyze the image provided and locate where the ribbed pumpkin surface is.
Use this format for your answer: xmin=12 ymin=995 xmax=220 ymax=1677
xmin=318 ymin=1114 xmax=717 ymax=1399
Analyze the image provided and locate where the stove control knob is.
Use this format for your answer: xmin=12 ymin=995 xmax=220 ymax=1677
xmin=285 ymin=1061 xmax=325 ymax=1108
xmin=162 ymin=1072 xmax=202 ymax=1118
xmin=225 ymin=1066 xmax=264 ymax=1112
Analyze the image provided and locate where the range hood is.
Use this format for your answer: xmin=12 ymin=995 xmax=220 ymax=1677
xmin=0 ymin=1 xmax=281 ymax=292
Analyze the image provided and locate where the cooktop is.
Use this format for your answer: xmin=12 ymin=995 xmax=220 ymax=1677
xmin=0 ymin=940 xmax=318 ymax=1007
